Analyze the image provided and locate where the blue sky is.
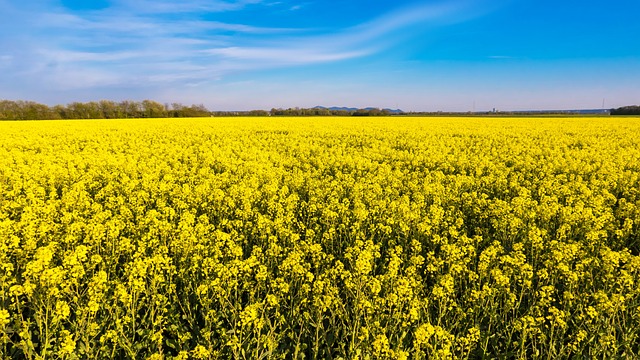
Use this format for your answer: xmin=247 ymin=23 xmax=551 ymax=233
xmin=0 ymin=0 xmax=638 ymax=111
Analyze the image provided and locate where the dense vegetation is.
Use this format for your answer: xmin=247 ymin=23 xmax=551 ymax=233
xmin=0 ymin=100 xmax=401 ymax=120
xmin=0 ymin=100 xmax=211 ymax=120
xmin=611 ymin=106 xmax=640 ymax=115
xmin=1 ymin=117 xmax=639 ymax=359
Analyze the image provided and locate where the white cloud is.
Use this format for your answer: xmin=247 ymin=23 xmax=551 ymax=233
xmin=197 ymin=0 xmax=481 ymax=69
xmin=0 ymin=0 xmax=492 ymax=96
xmin=204 ymin=47 xmax=370 ymax=64
xmin=110 ymin=0 xmax=268 ymax=14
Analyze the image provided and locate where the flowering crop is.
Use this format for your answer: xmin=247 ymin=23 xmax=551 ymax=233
xmin=1 ymin=116 xmax=639 ymax=359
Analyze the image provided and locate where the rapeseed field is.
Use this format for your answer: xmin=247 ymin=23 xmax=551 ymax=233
xmin=1 ymin=116 xmax=639 ymax=359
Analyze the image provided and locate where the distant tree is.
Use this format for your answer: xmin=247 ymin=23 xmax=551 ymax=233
xmin=86 ymin=102 xmax=104 ymax=119
xmin=352 ymin=109 xmax=371 ymax=116
xmin=368 ymin=108 xmax=381 ymax=116
xmin=248 ymin=110 xmax=269 ymax=116
xmin=0 ymin=100 xmax=59 ymax=120
xmin=22 ymin=101 xmax=58 ymax=120
xmin=53 ymin=105 xmax=67 ymax=119
xmin=98 ymin=100 xmax=120 ymax=119
xmin=169 ymin=103 xmax=184 ymax=117
xmin=119 ymin=101 xmax=142 ymax=118
xmin=0 ymin=100 xmax=19 ymax=119
xmin=611 ymin=106 xmax=640 ymax=115
xmin=141 ymin=100 xmax=167 ymax=118
xmin=181 ymin=104 xmax=210 ymax=117
xmin=316 ymin=108 xmax=331 ymax=116
xmin=66 ymin=102 xmax=95 ymax=119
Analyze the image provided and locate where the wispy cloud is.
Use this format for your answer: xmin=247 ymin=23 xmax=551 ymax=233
xmin=109 ymin=0 xmax=268 ymax=14
xmin=204 ymin=47 xmax=370 ymax=64
xmin=199 ymin=0 xmax=487 ymax=72
xmin=0 ymin=0 xmax=493 ymax=96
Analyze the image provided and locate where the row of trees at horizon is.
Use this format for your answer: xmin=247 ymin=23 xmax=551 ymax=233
xmin=2 ymin=99 xmax=638 ymax=120
xmin=0 ymin=100 xmax=212 ymax=120
xmin=610 ymin=105 xmax=640 ymax=115
xmin=0 ymin=100 xmax=402 ymax=120
xmin=269 ymin=107 xmax=398 ymax=116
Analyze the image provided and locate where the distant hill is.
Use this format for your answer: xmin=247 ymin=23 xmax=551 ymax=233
xmin=314 ymin=106 xmax=404 ymax=114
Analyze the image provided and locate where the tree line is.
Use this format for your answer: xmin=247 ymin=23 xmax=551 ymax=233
xmin=0 ymin=100 xmax=407 ymax=120
xmin=4 ymin=99 xmax=637 ymax=119
xmin=611 ymin=106 xmax=640 ymax=115
xmin=0 ymin=100 xmax=214 ymax=120
xmin=269 ymin=107 xmax=398 ymax=116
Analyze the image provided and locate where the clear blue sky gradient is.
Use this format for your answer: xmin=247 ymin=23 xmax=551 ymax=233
xmin=0 ymin=0 xmax=638 ymax=111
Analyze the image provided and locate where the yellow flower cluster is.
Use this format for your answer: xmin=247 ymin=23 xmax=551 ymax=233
xmin=1 ymin=116 xmax=639 ymax=359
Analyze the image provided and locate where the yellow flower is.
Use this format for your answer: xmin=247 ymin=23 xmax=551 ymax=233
xmin=58 ymin=330 xmax=76 ymax=356
xmin=192 ymin=345 xmax=211 ymax=359
xmin=0 ymin=309 xmax=10 ymax=329
xmin=372 ymin=334 xmax=391 ymax=356
xmin=54 ymin=301 xmax=71 ymax=323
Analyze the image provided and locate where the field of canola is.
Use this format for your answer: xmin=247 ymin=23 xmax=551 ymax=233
xmin=1 ymin=116 xmax=640 ymax=359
